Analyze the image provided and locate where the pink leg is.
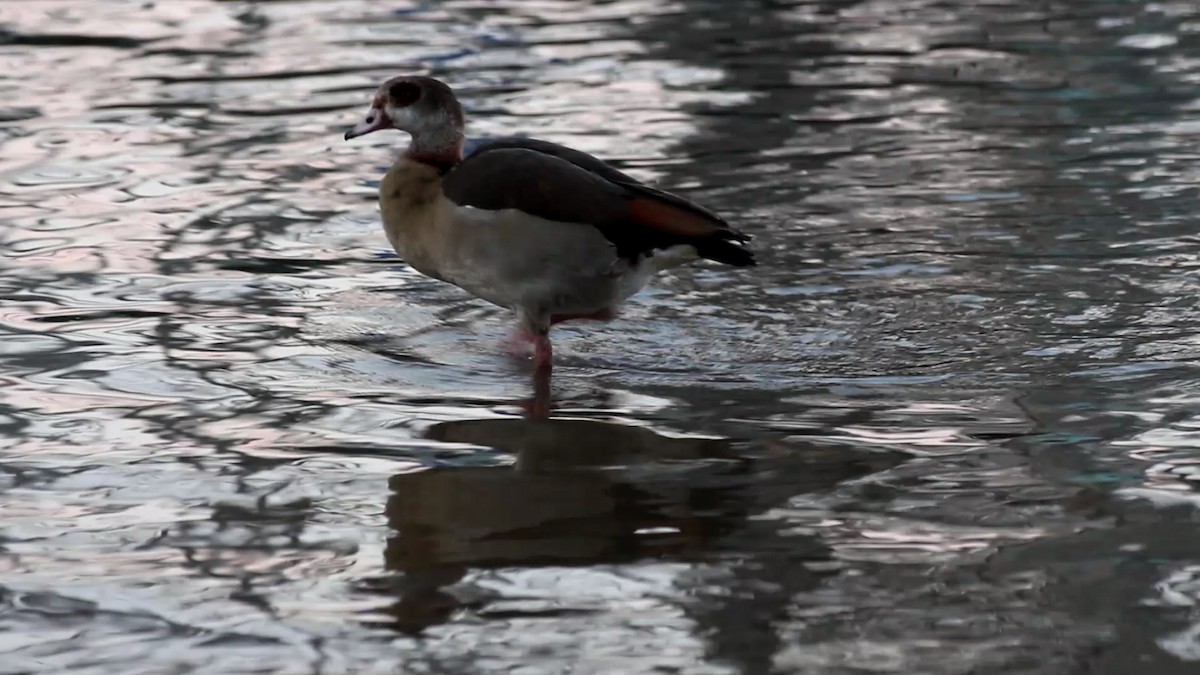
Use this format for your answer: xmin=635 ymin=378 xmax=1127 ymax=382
xmin=522 ymin=367 xmax=552 ymax=419
xmin=503 ymin=327 xmax=535 ymax=357
xmin=533 ymin=334 xmax=553 ymax=371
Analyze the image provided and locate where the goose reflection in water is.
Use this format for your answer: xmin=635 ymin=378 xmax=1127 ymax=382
xmin=361 ymin=414 xmax=898 ymax=636
xmin=368 ymin=415 xmax=748 ymax=634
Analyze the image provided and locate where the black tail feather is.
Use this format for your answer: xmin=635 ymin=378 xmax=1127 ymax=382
xmin=696 ymin=233 xmax=756 ymax=267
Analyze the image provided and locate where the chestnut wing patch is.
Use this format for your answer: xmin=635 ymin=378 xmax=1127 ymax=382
xmin=628 ymin=195 xmax=724 ymax=239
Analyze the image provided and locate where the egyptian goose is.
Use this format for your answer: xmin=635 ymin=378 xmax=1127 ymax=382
xmin=344 ymin=75 xmax=755 ymax=371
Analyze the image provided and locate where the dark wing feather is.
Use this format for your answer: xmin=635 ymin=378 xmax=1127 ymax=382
xmin=443 ymin=147 xmax=631 ymax=226
xmin=444 ymin=144 xmax=755 ymax=266
xmin=463 ymin=136 xmax=643 ymax=185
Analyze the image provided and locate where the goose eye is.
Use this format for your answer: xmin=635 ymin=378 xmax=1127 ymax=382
xmin=389 ymin=81 xmax=421 ymax=107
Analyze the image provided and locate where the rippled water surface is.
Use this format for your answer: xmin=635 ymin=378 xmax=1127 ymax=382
xmin=7 ymin=0 xmax=1200 ymax=672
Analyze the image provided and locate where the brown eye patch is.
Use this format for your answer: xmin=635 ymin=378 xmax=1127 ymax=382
xmin=388 ymin=81 xmax=421 ymax=107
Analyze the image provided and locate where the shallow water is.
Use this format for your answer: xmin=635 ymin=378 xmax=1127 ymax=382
xmin=5 ymin=0 xmax=1200 ymax=672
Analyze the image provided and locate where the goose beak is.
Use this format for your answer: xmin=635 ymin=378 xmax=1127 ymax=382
xmin=344 ymin=106 xmax=391 ymax=140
